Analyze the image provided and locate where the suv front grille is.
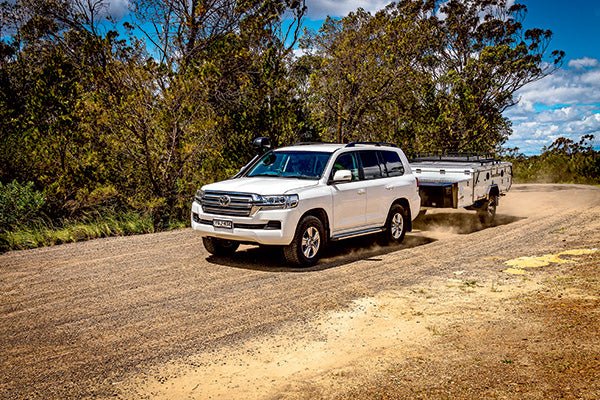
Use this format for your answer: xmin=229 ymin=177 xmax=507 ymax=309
xmin=200 ymin=191 xmax=255 ymax=217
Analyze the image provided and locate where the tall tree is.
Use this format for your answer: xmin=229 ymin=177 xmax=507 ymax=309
xmin=301 ymin=0 xmax=563 ymax=152
xmin=423 ymin=0 xmax=564 ymax=151
xmin=300 ymin=3 xmax=437 ymax=144
xmin=0 ymin=0 xmax=120 ymax=216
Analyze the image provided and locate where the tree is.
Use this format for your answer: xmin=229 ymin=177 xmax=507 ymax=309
xmin=301 ymin=0 xmax=563 ymax=153
xmin=116 ymin=0 xmax=309 ymax=226
xmin=0 ymin=1 xmax=116 ymax=218
xmin=423 ymin=0 xmax=564 ymax=152
xmin=1 ymin=0 xmax=311 ymax=228
xmin=300 ymin=4 xmax=436 ymax=144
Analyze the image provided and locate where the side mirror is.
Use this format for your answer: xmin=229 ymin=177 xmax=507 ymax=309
xmin=332 ymin=169 xmax=352 ymax=183
xmin=252 ymin=137 xmax=271 ymax=154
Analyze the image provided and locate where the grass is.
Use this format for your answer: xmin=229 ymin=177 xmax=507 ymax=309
xmin=0 ymin=212 xmax=158 ymax=252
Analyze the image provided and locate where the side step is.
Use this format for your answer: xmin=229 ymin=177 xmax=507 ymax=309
xmin=330 ymin=227 xmax=385 ymax=241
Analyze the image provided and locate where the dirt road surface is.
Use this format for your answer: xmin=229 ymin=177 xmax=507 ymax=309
xmin=1 ymin=184 xmax=599 ymax=399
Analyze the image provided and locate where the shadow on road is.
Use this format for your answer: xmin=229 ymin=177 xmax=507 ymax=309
xmin=413 ymin=212 xmax=524 ymax=235
xmin=206 ymin=212 xmax=524 ymax=271
xmin=206 ymin=234 xmax=436 ymax=272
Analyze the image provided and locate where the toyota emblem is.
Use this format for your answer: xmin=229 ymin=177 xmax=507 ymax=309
xmin=219 ymin=195 xmax=231 ymax=207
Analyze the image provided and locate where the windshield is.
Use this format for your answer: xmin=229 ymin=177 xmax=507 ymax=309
xmin=246 ymin=151 xmax=332 ymax=180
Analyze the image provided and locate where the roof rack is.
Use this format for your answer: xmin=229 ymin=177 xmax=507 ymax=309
xmin=410 ymin=152 xmax=498 ymax=164
xmin=292 ymin=141 xmax=327 ymax=146
xmin=345 ymin=141 xmax=398 ymax=148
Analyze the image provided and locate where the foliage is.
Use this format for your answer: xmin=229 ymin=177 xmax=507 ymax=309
xmin=505 ymin=135 xmax=600 ymax=184
xmin=1 ymin=0 xmax=308 ymax=231
xmin=0 ymin=180 xmax=45 ymax=232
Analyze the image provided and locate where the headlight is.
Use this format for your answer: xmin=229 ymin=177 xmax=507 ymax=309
xmin=256 ymin=194 xmax=299 ymax=209
xmin=194 ymin=189 xmax=204 ymax=203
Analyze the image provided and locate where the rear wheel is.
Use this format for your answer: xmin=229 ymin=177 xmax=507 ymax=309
xmin=477 ymin=195 xmax=497 ymax=225
xmin=283 ymin=215 xmax=325 ymax=267
xmin=202 ymin=237 xmax=240 ymax=256
xmin=380 ymin=204 xmax=408 ymax=245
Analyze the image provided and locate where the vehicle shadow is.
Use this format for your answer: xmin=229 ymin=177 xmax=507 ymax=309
xmin=413 ymin=212 xmax=525 ymax=235
xmin=206 ymin=234 xmax=437 ymax=272
xmin=206 ymin=212 xmax=523 ymax=271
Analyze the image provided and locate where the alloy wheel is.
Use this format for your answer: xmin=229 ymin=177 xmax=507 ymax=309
xmin=301 ymin=226 xmax=320 ymax=259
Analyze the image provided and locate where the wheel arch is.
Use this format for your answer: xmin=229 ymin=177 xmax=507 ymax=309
xmin=300 ymin=208 xmax=331 ymax=240
xmin=392 ymin=198 xmax=413 ymax=232
xmin=488 ymin=184 xmax=500 ymax=198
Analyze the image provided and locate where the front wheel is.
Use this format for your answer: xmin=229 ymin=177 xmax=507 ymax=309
xmin=202 ymin=237 xmax=240 ymax=256
xmin=380 ymin=204 xmax=408 ymax=245
xmin=283 ymin=215 xmax=325 ymax=267
xmin=477 ymin=195 xmax=497 ymax=225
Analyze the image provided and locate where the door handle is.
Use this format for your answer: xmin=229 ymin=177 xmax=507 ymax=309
xmin=357 ymin=189 xmax=366 ymax=195
xmin=385 ymin=185 xmax=394 ymax=190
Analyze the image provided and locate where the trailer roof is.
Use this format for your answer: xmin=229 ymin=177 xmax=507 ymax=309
xmin=410 ymin=154 xmax=498 ymax=163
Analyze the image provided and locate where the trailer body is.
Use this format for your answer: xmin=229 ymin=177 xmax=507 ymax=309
xmin=409 ymin=155 xmax=512 ymax=222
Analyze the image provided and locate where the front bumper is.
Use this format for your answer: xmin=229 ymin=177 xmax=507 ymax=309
xmin=190 ymin=201 xmax=300 ymax=245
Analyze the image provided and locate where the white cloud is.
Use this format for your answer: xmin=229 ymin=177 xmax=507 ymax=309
xmin=505 ymin=105 xmax=600 ymax=154
xmin=581 ymin=69 xmax=600 ymax=85
xmin=72 ymin=0 xmax=130 ymax=20
xmin=511 ymin=68 xmax=600 ymax=107
xmin=106 ymin=0 xmax=130 ymax=19
xmin=304 ymin=0 xmax=391 ymax=19
xmin=568 ymin=57 xmax=599 ymax=69
xmin=504 ymin=58 xmax=600 ymax=154
xmin=292 ymin=47 xmax=306 ymax=58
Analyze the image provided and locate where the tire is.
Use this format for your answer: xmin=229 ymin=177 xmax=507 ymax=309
xmin=202 ymin=237 xmax=240 ymax=256
xmin=380 ymin=204 xmax=408 ymax=245
xmin=283 ymin=215 xmax=325 ymax=267
xmin=477 ymin=195 xmax=497 ymax=225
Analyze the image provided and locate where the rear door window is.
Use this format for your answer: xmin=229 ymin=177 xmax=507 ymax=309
xmin=380 ymin=150 xmax=404 ymax=177
xmin=358 ymin=151 xmax=383 ymax=180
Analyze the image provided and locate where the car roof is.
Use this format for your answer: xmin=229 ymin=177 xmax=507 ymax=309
xmin=276 ymin=143 xmax=399 ymax=153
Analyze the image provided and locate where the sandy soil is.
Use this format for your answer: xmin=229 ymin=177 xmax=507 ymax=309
xmin=1 ymin=184 xmax=599 ymax=399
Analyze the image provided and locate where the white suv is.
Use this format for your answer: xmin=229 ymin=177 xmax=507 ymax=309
xmin=191 ymin=141 xmax=421 ymax=266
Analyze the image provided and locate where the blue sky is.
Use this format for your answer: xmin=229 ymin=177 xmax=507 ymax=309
xmin=501 ymin=0 xmax=600 ymax=154
xmin=106 ymin=0 xmax=600 ymax=154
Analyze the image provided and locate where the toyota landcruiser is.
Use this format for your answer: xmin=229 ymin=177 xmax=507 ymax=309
xmin=191 ymin=140 xmax=421 ymax=266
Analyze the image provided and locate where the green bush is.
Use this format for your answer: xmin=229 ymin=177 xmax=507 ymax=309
xmin=505 ymin=135 xmax=600 ymax=184
xmin=0 ymin=180 xmax=45 ymax=232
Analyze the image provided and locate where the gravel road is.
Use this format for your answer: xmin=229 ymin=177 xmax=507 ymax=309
xmin=1 ymin=184 xmax=599 ymax=399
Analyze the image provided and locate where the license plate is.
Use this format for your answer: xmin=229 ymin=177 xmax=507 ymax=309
xmin=213 ymin=219 xmax=233 ymax=229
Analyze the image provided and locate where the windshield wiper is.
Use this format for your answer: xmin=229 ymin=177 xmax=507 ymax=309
xmin=287 ymin=174 xmax=319 ymax=180
xmin=248 ymin=173 xmax=281 ymax=177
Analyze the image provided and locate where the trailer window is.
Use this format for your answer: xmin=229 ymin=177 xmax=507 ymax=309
xmin=380 ymin=150 xmax=404 ymax=177
xmin=359 ymin=151 xmax=383 ymax=180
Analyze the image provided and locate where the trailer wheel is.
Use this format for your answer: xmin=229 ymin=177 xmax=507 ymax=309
xmin=202 ymin=237 xmax=240 ymax=256
xmin=477 ymin=195 xmax=497 ymax=225
xmin=380 ymin=204 xmax=408 ymax=245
